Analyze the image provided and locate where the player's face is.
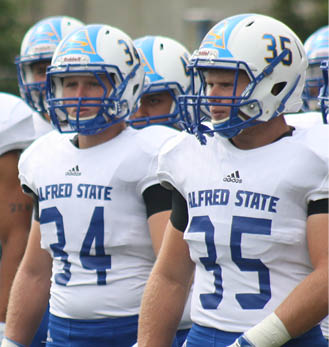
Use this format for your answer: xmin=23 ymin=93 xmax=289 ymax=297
xmin=204 ymin=69 xmax=250 ymax=122
xmin=307 ymin=64 xmax=323 ymax=97
xmin=130 ymin=91 xmax=173 ymax=125
xmin=62 ymin=75 xmax=112 ymax=119
xmin=31 ymin=61 xmax=50 ymax=83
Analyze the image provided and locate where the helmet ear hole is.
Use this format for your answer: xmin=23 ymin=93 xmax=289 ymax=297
xmin=132 ymin=84 xmax=140 ymax=95
xmin=271 ymin=82 xmax=287 ymax=96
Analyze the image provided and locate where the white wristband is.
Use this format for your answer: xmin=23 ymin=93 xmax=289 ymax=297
xmin=244 ymin=312 xmax=291 ymax=347
xmin=1 ymin=337 xmax=25 ymax=347
xmin=0 ymin=323 xmax=5 ymax=335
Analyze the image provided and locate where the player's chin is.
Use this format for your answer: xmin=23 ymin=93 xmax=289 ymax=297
xmin=211 ymin=111 xmax=230 ymax=124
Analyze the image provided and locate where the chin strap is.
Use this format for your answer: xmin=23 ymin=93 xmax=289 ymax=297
xmin=255 ymin=49 xmax=290 ymax=85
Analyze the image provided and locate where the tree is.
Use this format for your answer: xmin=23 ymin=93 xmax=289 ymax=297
xmin=270 ymin=0 xmax=328 ymax=43
xmin=0 ymin=0 xmax=29 ymax=95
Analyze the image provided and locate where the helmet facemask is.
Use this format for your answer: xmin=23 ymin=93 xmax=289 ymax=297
xmin=46 ymin=24 xmax=145 ymax=135
xmin=47 ymin=63 xmax=143 ymax=135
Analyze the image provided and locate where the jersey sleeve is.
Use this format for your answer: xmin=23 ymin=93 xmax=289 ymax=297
xmin=157 ymin=131 xmax=193 ymax=193
xmin=0 ymin=93 xmax=36 ymax=156
xmin=135 ymin=125 xmax=179 ymax=195
xmin=303 ymin=124 xmax=329 ymax=203
xmin=18 ymin=131 xmax=57 ymax=196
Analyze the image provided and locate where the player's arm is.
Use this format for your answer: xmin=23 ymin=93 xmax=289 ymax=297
xmin=276 ymin=210 xmax=328 ymax=335
xmin=0 ymin=151 xmax=33 ymax=324
xmin=138 ymin=221 xmax=194 ymax=347
xmin=3 ymin=219 xmax=52 ymax=346
xmin=143 ymin=183 xmax=172 ymax=255
xmin=138 ymin=187 xmax=195 ymax=347
xmin=230 ymin=200 xmax=328 ymax=347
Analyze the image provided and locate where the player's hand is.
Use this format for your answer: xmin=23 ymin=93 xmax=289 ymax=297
xmin=227 ymin=335 xmax=256 ymax=347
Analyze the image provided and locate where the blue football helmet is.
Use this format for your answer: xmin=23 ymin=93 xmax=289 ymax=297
xmin=179 ymin=13 xmax=308 ymax=143
xmin=46 ymin=24 xmax=145 ymax=135
xmin=319 ymin=60 xmax=329 ymax=124
xmin=127 ymin=35 xmax=192 ymax=129
xmin=16 ymin=16 xmax=84 ymax=115
xmin=302 ymin=26 xmax=329 ymax=111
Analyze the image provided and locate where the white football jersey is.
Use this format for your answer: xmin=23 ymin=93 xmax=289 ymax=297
xmin=19 ymin=125 xmax=177 ymax=319
xmin=285 ymin=111 xmax=323 ymax=128
xmin=32 ymin=111 xmax=54 ymax=138
xmin=158 ymin=125 xmax=328 ymax=332
xmin=285 ymin=111 xmax=329 ymax=338
xmin=0 ymin=92 xmax=36 ymax=156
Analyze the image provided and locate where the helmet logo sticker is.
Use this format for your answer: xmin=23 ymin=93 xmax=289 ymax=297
xmin=202 ymin=21 xmax=227 ymax=50
xmin=136 ymin=47 xmax=160 ymax=83
xmin=263 ymin=34 xmax=292 ymax=66
xmin=55 ymin=27 xmax=103 ymax=64
xmin=27 ymin=23 xmax=61 ymax=55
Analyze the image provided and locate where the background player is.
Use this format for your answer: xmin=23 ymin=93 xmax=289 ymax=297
xmin=302 ymin=25 xmax=329 ymax=113
xmin=128 ymin=34 xmax=194 ymax=346
xmin=319 ymin=59 xmax=328 ymax=123
xmin=16 ymin=15 xmax=84 ymax=136
xmin=0 ymin=92 xmax=36 ymax=342
xmin=137 ymin=13 xmax=328 ymax=347
xmin=285 ymin=25 xmax=328 ymax=128
xmin=128 ymin=35 xmax=192 ymax=130
xmin=284 ymin=25 xmax=329 ymax=341
xmin=2 ymin=23 xmax=177 ymax=347
xmin=6 ymin=16 xmax=85 ymax=347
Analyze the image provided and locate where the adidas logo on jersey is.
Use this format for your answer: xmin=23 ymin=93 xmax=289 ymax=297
xmin=223 ymin=170 xmax=242 ymax=183
xmin=65 ymin=165 xmax=81 ymax=176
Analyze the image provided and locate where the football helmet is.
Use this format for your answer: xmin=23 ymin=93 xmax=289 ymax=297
xmin=302 ymin=26 xmax=329 ymax=111
xmin=319 ymin=59 xmax=329 ymax=124
xmin=179 ymin=13 xmax=308 ymax=143
xmin=16 ymin=16 xmax=84 ymax=115
xmin=127 ymin=35 xmax=192 ymax=129
xmin=46 ymin=24 xmax=145 ymax=135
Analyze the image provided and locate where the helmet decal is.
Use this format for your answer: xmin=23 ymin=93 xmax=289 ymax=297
xmin=25 ymin=22 xmax=62 ymax=56
xmin=136 ymin=37 xmax=162 ymax=83
xmin=263 ymin=34 xmax=292 ymax=66
xmin=199 ymin=14 xmax=250 ymax=59
xmin=179 ymin=13 xmax=308 ymax=143
xmin=127 ymin=35 xmax=194 ymax=129
xmin=47 ymin=24 xmax=145 ymax=135
xmin=54 ymin=26 xmax=102 ymax=64
xmin=302 ymin=25 xmax=329 ymax=111
xmin=16 ymin=16 xmax=84 ymax=115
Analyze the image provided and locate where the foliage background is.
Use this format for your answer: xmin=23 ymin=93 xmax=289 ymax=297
xmin=0 ymin=0 xmax=327 ymax=96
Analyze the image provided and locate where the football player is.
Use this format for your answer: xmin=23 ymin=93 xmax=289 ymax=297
xmin=8 ymin=16 xmax=85 ymax=347
xmin=319 ymin=59 xmax=328 ymax=124
xmin=16 ymin=16 xmax=84 ymax=136
xmin=128 ymin=35 xmax=193 ymax=347
xmin=302 ymin=25 xmax=329 ymax=113
xmin=128 ymin=35 xmax=192 ymax=130
xmin=285 ymin=25 xmax=328 ymax=128
xmin=284 ymin=25 xmax=329 ymax=341
xmin=137 ymin=14 xmax=328 ymax=347
xmin=0 ymin=92 xmax=36 ymax=342
xmin=2 ymin=24 xmax=177 ymax=347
